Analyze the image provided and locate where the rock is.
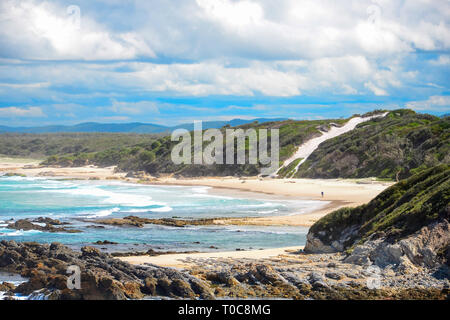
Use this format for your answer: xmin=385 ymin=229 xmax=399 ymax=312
xmin=8 ymin=220 xmax=42 ymax=231
xmin=81 ymin=246 xmax=101 ymax=257
xmin=189 ymin=279 xmax=215 ymax=300
xmin=142 ymin=277 xmax=157 ymax=295
xmin=206 ymin=272 xmax=240 ymax=287
xmin=345 ymin=220 xmax=450 ymax=270
xmin=344 ymin=245 xmax=373 ymax=266
xmin=94 ymin=240 xmax=118 ymax=245
xmin=308 ymin=272 xmax=325 ymax=284
xmin=32 ymin=217 xmax=67 ymax=225
xmin=304 ymin=226 xmax=358 ymax=254
xmin=7 ymin=219 xmax=81 ymax=233
xmin=327 ymin=262 xmax=337 ymax=268
xmin=304 ymin=232 xmax=339 ymax=253
xmin=0 ymin=282 xmax=15 ymax=292
xmin=325 ymin=272 xmax=344 ymax=280
xmin=0 ymin=241 xmax=213 ymax=300
xmin=123 ymin=281 xmax=144 ymax=299
xmin=254 ymin=265 xmax=285 ymax=285
xmin=170 ymin=279 xmax=196 ymax=298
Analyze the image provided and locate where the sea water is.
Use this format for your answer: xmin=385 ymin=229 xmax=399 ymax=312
xmin=0 ymin=176 xmax=328 ymax=252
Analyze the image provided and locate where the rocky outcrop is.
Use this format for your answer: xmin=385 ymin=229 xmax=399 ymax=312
xmin=91 ymin=216 xmax=223 ymax=228
xmin=305 ymin=165 xmax=450 ymax=274
xmin=0 ymin=241 xmax=214 ymax=300
xmin=345 ymin=220 xmax=450 ymax=272
xmin=7 ymin=219 xmax=81 ymax=233
xmin=304 ymin=225 xmax=358 ymax=253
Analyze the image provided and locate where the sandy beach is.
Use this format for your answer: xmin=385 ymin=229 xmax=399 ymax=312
xmin=120 ymin=246 xmax=304 ymax=268
xmin=0 ymin=157 xmax=127 ymax=180
xmin=149 ymin=176 xmax=391 ymax=227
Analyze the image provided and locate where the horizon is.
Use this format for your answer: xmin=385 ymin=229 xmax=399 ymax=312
xmin=0 ymin=108 xmax=446 ymax=129
xmin=0 ymin=1 xmax=449 ymax=126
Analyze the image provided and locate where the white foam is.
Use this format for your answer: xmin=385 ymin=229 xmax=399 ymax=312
xmin=51 ymin=185 xmax=162 ymax=207
xmin=237 ymin=202 xmax=281 ymax=208
xmin=149 ymin=206 xmax=173 ymax=212
xmin=257 ymin=209 xmax=279 ymax=214
xmin=81 ymin=207 xmax=120 ymax=218
xmin=0 ymin=229 xmax=42 ymax=236
xmin=187 ymin=193 xmax=233 ymax=200
xmin=191 ymin=186 xmax=211 ymax=194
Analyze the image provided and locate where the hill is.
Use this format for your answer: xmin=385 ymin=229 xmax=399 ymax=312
xmin=0 ymin=133 xmax=159 ymax=159
xmin=305 ymin=165 xmax=449 ymax=271
xmin=42 ymin=118 xmax=347 ymax=176
xmin=293 ymin=109 xmax=450 ymax=180
xmin=0 ymin=118 xmax=286 ymax=134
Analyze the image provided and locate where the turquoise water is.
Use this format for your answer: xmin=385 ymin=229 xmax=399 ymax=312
xmin=0 ymin=176 xmax=326 ymax=252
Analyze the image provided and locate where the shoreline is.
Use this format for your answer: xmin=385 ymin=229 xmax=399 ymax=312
xmin=0 ymin=158 xmax=393 ymax=266
xmin=0 ymin=161 xmax=392 ymax=227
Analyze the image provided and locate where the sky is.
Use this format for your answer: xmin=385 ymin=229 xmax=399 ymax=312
xmin=0 ymin=0 xmax=449 ymax=126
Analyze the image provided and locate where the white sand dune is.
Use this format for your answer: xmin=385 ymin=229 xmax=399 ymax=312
xmin=276 ymin=112 xmax=388 ymax=177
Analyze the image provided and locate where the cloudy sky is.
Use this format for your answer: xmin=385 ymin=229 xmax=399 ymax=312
xmin=0 ymin=0 xmax=449 ymax=126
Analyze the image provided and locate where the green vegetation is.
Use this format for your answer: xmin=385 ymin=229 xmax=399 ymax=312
xmin=294 ymin=110 xmax=450 ymax=180
xmin=4 ymin=109 xmax=447 ymax=179
xmin=0 ymin=133 xmax=159 ymax=160
xmin=309 ymin=165 xmax=450 ymax=249
xmin=42 ymin=119 xmax=345 ymax=176
xmin=277 ymin=158 xmax=303 ymax=177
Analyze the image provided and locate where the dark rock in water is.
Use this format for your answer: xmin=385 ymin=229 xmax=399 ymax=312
xmin=32 ymin=217 xmax=68 ymax=225
xmin=91 ymin=216 xmax=221 ymax=228
xmin=7 ymin=219 xmax=82 ymax=233
xmin=94 ymin=240 xmax=118 ymax=245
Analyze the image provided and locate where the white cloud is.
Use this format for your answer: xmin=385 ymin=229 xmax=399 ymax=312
xmin=0 ymin=106 xmax=45 ymax=117
xmin=406 ymin=95 xmax=450 ymax=111
xmin=364 ymin=82 xmax=388 ymax=96
xmin=0 ymin=0 xmax=448 ymax=103
xmin=0 ymin=0 xmax=155 ymax=60
xmin=430 ymin=55 xmax=450 ymax=66
xmin=0 ymin=82 xmax=50 ymax=89
xmin=196 ymin=0 xmax=264 ymax=28
xmin=111 ymin=100 xmax=159 ymax=115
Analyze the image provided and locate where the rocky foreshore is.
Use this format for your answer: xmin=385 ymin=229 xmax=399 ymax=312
xmin=0 ymin=240 xmax=214 ymax=300
xmin=0 ymin=240 xmax=448 ymax=300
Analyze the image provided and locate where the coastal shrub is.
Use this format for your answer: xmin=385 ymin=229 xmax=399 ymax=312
xmin=295 ymin=110 xmax=450 ymax=180
xmin=310 ymin=165 xmax=450 ymax=249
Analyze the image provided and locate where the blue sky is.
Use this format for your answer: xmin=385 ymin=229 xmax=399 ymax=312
xmin=0 ymin=0 xmax=449 ymax=126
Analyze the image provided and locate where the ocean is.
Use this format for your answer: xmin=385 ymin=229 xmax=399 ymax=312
xmin=0 ymin=176 xmax=327 ymax=252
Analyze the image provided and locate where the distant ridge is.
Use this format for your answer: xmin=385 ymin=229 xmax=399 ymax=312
xmin=0 ymin=118 xmax=286 ymax=134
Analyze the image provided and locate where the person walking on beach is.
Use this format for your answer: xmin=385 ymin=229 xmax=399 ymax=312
xmin=321 ymin=191 xmax=324 ymax=198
